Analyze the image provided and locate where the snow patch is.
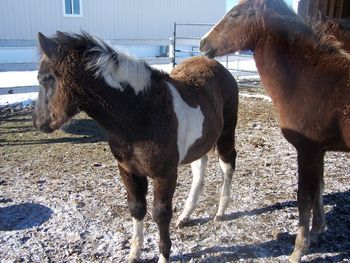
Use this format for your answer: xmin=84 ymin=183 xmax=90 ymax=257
xmin=239 ymin=92 xmax=272 ymax=102
xmin=0 ymin=92 xmax=38 ymax=107
xmin=0 ymin=71 xmax=38 ymax=88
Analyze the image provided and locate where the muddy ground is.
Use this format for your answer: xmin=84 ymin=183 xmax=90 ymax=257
xmin=0 ymin=91 xmax=349 ymax=262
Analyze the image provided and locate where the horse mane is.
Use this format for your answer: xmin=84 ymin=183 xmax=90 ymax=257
xmin=241 ymin=0 xmax=302 ymax=21
xmin=250 ymin=0 xmax=350 ymax=59
xmin=41 ymin=32 xmax=168 ymax=94
xmin=307 ymin=16 xmax=350 ymax=59
xmin=265 ymin=0 xmax=301 ymax=21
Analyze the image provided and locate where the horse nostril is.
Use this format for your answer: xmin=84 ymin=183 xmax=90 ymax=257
xmin=40 ymin=123 xmax=54 ymax=133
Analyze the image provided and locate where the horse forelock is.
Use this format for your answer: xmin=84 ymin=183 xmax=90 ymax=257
xmin=40 ymin=32 xmax=154 ymax=95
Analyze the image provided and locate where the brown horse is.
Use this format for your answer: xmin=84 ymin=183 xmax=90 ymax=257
xmin=33 ymin=32 xmax=238 ymax=262
xmin=309 ymin=13 xmax=350 ymax=52
xmin=200 ymin=0 xmax=350 ymax=262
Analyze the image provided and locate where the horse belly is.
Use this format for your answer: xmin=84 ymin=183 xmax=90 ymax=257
xmin=340 ymin=118 xmax=350 ymax=151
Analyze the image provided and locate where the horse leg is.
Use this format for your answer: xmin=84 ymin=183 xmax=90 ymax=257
xmin=310 ymin=165 xmax=326 ymax=245
xmin=215 ymin=118 xmax=236 ymax=221
xmin=153 ymin=169 xmax=177 ymax=263
xmin=176 ymin=154 xmax=208 ymax=227
xmin=289 ymin=149 xmax=324 ymax=263
xmin=119 ymin=164 xmax=148 ymax=263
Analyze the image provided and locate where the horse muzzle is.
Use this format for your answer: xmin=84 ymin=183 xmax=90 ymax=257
xmin=32 ymin=112 xmax=54 ymax=133
xmin=200 ymin=38 xmax=217 ymax=59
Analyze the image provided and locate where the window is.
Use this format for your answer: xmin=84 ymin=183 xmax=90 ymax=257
xmin=63 ymin=0 xmax=82 ymax=17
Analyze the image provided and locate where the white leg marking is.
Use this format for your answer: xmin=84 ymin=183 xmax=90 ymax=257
xmin=167 ymin=82 xmax=204 ymax=164
xmin=158 ymin=254 xmax=168 ymax=263
xmin=128 ymin=218 xmax=144 ymax=262
xmin=176 ymin=155 xmax=208 ymax=227
xmin=215 ymin=158 xmax=234 ymax=220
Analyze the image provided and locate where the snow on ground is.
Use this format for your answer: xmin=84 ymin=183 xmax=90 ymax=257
xmin=240 ymin=93 xmax=271 ymax=102
xmin=0 ymin=92 xmax=38 ymax=107
xmin=0 ymin=70 xmax=39 ymax=107
xmin=0 ymin=71 xmax=39 ymax=88
xmin=152 ymin=63 xmax=173 ymax=73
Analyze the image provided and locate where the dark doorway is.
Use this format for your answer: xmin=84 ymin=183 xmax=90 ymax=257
xmin=298 ymin=0 xmax=350 ymax=19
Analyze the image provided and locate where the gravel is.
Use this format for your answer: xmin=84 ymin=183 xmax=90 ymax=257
xmin=0 ymin=93 xmax=349 ymax=262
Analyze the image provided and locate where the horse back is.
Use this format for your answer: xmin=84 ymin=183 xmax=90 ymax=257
xmin=170 ymin=56 xmax=238 ymax=107
xmin=169 ymin=56 xmax=238 ymax=164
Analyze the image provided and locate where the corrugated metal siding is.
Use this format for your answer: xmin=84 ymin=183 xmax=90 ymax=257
xmin=0 ymin=0 xmax=225 ymax=40
xmin=0 ymin=47 xmax=37 ymax=63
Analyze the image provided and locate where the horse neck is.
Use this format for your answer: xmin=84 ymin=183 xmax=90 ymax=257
xmin=315 ymin=20 xmax=350 ymax=52
xmin=253 ymin=34 xmax=300 ymax=104
xmin=80 ymin=71 xmax=170 ymax=141
xmin=333 ymin=29 xmax=350 ymax=52
xmin=253 ymin=17 xmax=346 ymax=104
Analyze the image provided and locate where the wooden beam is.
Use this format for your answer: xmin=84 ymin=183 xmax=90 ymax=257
xmin=335 ymin=0 xmax=344 ymax=18
xmin=328 ymin=0 xmax=336 ymax=17
xmin=318 ymin=0 xmax=328 ymax=15
xmin=298 ymin=0 xmax=310 ymax=19
xmin=341 ymin=0 xmax=350 ymax=17
xmin=309 ymin=0 xmax=320 ymax=17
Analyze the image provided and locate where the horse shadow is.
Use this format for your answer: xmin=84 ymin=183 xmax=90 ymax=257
xmin=172 ymin=190 xmax=350 ymax=262
xmin=0 ymin=118 xmax=107 ymax=146
xmin=0 ymin=202 xmax=53 ymax=231
xmin=0 ymin=111 xmax=33 ymax=122
xmin=61 ymin=118 xmax=106 ymax=142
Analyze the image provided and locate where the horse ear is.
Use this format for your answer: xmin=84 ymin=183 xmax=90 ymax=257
xmin=252 ymin=0 xmax=266 ymax=10
xmin=56 ymin=31 xmax=66 ymax=37
xmin=38 ymin=32 xmax=59 ymax=59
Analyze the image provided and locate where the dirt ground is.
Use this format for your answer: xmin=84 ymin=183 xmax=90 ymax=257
xmin=0 ymin=92 xmax=349 ymax=262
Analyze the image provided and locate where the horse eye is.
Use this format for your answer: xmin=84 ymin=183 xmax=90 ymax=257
xmin=40 ymin=78 xmax=50 ymax=87
xmin=39 ymin=75 xmax=54 ymax=87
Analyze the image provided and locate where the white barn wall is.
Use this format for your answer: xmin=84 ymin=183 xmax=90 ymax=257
xmin=0 ymin=0 xmax=225 ymax=40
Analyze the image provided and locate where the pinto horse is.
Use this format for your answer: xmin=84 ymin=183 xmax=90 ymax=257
xmin=200 ymin=0 xmax=350 ymax=262
xmin=33 ymin=32 xmax=238 ymax=262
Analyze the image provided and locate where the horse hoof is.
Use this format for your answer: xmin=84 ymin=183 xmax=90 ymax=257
xmin=288 ymin=254 xmax=301 ymax=263
xmin=127 ymin=256 xmax=139 ymax=263
xmin=158 ymin=254 xmax=169 ymax=263
xmin=309 ymin=233 xmax=320 ymax=247
xmin=127 ymin=248 xmax=141 ymax=263
xmin=175 ymin=218 xmax=188 ymax=228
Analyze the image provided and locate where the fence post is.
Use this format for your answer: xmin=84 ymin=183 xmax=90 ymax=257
xmin=172 ymin=22 xmax=176 ymax=67
xmin=169 ymin=37 xmax=174 ymax=65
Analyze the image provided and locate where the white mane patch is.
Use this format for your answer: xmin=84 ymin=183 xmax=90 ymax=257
xmin=86 ymin=37 xmax=151 ymax=94
xmin=167 ymin=82 xmax=204 ymax=164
